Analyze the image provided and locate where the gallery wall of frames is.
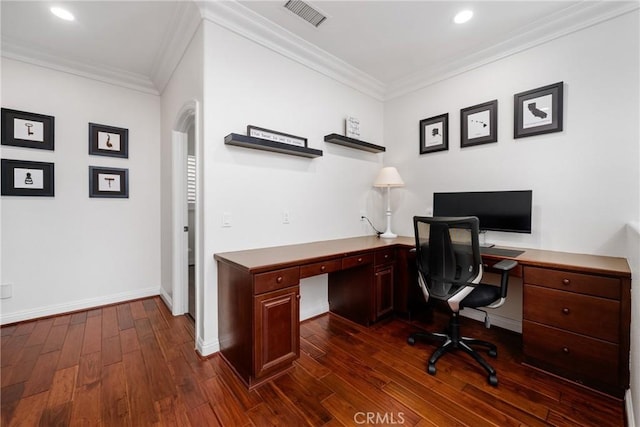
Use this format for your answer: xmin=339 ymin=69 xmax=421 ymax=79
xmin=1 ymin=108 xmax=129 ymax=198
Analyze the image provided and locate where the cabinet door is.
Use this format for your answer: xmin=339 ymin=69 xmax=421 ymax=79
xmin=374 ymin=265 xmax=394 ymax=320
xmin=254 ymin=286 xmax=300 ymax=379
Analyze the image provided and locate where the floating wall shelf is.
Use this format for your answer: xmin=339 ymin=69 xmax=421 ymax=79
xmin=324 ymin=133 xmax=386 ymax=153
xmin=224 ymin=133 xmax=323 ymax=158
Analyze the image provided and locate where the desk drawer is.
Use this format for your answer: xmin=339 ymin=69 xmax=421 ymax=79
xmin=254 ymin=267 xmax=300 ymax=294
xmin=523 ymin=285 xmax=619 ymax=343
xmin=300 ymin=259 xmax=342 ymax=278
xmin=523 ymin=266 xmax=620 ymax=299
xmin=523 ymin=320 xmax=619 ymax=386
xmin=375 ymin=249 xmax=395 ymax=265
xmin=342 ymin=253 xmax=374 ymax=270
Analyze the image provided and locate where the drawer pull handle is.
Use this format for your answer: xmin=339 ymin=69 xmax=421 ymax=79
xmin=296 ymin=294 xmax=301 ymax=300
xmin=384 ymin=254 xmax=389 ymax=259
xmin=563 ymin=347 xmax=570 ymax=354
xmin=320 ymin=265 xmax=326 ymax=271
xmin=562 ymin=278 xmax=570 ymax=285
xmin=276 ymin=276 xmax=283 ymax=283
xmin=357 ymin=258 xmax=363 ymax=263
xmin=562 ymin=308 xmax=570 ymax=315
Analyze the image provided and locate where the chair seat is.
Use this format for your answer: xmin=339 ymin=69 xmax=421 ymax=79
xmin=460 ymin=284 xmax=501 ymax=309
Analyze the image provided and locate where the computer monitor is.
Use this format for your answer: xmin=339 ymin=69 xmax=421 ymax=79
xmin=433 ymin=190 xmax=532 ymax=233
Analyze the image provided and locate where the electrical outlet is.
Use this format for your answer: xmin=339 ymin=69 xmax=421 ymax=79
xmin=1 ymin=284 xmax=12 ymax=299
xmin=282 ymin=211 xmax=290 ymax=224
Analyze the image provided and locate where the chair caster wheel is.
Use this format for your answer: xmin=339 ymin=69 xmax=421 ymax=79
xmin=488 ymin=374 xmax=498 ymax=386
xmin=427 ymin=364 xmax=436 ymax=375
xmin=488 ymin=349 xmax=497 ymax=357
xmin=407 ymin=336 xmax=415 ymax=345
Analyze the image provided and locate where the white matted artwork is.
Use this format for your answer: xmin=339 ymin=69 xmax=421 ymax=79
xmin=98 ymin=173 xmax=121 ymax=192
xmin=522 ymin=94 xmax=553 ymax=129
xmin=424 ymin=122 xmax=444 ymax=147
xmin=467 ymin=110 xmax=491 ymax=139
xmin=419 ymin=113 xmax=448 ymax=154
xmin=97 ymin=131 xmax=121 ymax=152
xmin=14 ymin=168 xmax=44 ymax=189
xmin=13 ymin=119 xmax=45 ymax=142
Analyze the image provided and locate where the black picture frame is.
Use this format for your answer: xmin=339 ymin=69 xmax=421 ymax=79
xmin=247 ymin=125 xmax=308 ymax=148
xmin=1 ymin=159 xmax=55 ymax=197
xmin=89 ymin=123 xmax=129 ymax=158
xmin=1 ymin=108 xmax=55 ymax=150
xmin=460 ymin=99 xmax=498 ymax=147
xmin=89 ymin=166 xmax=129 ymax=198
xmin=419 ymin=113 xmax=449 ymax=154
xmin=514 ymin=82 xmax=564 ymax=139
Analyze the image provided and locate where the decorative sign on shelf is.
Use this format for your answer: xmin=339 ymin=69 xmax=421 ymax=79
xmin=345 ymin=116 xmax=360 ymax=139
xmin=247 ymin=125 xmax=307 ymax=148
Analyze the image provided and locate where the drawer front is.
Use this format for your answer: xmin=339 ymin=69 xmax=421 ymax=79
xmin=523 ymin=320 xmax=619 ymax=387
xmin=375 ymin=249 xmax=395 ymax=265
xmin=254 ymin=267 xmax=300 ymax=294
xmin=524 ymin=285 xmax=619 ymax=343
xmin=342 ymin=253 xmax=374 ymax=270
xmin=300 ymin=259 xmax=342 ymax=278
xmin=523 ymin=266 xmax=620 ymax=299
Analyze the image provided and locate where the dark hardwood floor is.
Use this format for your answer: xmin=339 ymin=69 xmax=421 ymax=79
xmin=1 ymin=296 xmax=625 ymax=426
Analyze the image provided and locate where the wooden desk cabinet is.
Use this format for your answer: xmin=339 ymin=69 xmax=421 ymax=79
xmin=522 ymin=265 xmax=630 ymax=398
xmin=215 ymin=237 xmax=631 ymax=397
xmin=215 ymin=237 xmax=411 ymax=388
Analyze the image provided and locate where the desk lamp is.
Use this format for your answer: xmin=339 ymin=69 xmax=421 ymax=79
xmin=373 ymin=166 xmax=404 ymax=238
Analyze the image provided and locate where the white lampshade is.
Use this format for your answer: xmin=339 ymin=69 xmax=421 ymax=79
xmin=373 ymin=166 xmax=404 ymax=187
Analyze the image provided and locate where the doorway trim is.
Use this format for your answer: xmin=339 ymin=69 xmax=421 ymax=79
xmin=172 ymin=99 xmax=202 ymax=345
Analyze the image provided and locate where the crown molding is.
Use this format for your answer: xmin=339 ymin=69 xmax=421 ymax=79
xmin=196 ymin=0 xmax=386 ymax=101
xmin=385 ymin=1 xmax=640 ymax=100
xmin=1 ymin=36 xmax=159 ymax=95
xmin=150 ymin=1 xmax=203 ymax=94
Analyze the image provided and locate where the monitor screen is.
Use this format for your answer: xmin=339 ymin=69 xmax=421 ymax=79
xmin=433 ymin=190 xmax=532 ymax=233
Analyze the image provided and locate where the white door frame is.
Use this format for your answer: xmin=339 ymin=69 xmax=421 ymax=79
xmin=172 ymin=100 xmax=202 ymax=344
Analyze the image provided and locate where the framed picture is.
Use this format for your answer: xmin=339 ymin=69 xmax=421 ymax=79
xmin=460 ymin=99 xmax=498 ymax=147
xmin=247 ymin=125 xmax=307 ymax=148
xmin=1 ymin=108 xmax=55 ymax=150
xmin=514 ymin=82 xmax=564 ymax=138
xmin=89 ymin=123 xmax=129 ymax=158
xmin=1 ymin=159 xmax=55 ymax=197
xmin=419 ymin=113 xmax=449 ymax=154
xmin=89 ymin=166 xmax=128 ymax=198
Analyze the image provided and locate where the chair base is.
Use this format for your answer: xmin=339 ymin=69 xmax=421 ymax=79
xmin=408 ymin=312 xmax=499 ymax=386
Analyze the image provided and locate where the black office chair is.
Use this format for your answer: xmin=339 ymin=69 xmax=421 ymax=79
xmin=407 ymin=216 xmax=517 ymax=386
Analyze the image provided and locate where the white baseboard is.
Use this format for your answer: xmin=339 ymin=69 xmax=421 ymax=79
xmin=627 ymin=388 xmax=636 ymax=427
xmin=197 ymin=335 xmax=219 ymax=357
xmin=460 ymin=308 xmax=522 ymax=333
xmin=159 ymin=287 xmax=173 ymax=313
xmin=301 ymin=302 xmax=330 ymax=322
xmin=0 ymin=286 xmax=160 ymax=325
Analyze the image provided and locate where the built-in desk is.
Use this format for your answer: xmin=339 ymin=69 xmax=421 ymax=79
xmin=214 ymin=236 xmax=631 ymax=397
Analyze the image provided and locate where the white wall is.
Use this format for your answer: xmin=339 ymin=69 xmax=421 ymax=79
xmin=385 ymin=11 xmax=639 ymax=257
xmin=200 ymin=20 xmax=385 ymax=351
xmin=385 ymin=9 xmax=639 ymax=415
xmin=1 ymin=59 xmax=161 ymax=323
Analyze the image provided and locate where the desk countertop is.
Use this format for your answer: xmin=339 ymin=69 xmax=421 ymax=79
xmin=214 ymin=235 xmax=631 ymax=277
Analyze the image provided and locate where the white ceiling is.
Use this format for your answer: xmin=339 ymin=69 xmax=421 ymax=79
xmin=1 ymin=1 xmax=637 ymax=97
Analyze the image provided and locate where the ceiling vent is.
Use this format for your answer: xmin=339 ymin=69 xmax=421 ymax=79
xmin=284 ymin=0 xmax=327 ymax=27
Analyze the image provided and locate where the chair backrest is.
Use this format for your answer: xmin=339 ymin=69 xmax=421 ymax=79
xmin=413 ymin=216 xmax=482 ymax=300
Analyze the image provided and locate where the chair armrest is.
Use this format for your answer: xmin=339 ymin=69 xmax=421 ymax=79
xmin=492 ymin=259 xmax=518 ymax=271
xmin=491 ymin=259 xmax=518 ymax=299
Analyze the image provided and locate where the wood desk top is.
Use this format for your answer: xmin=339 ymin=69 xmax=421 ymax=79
xmin=214 ymin=235 xmax=631 ymax=278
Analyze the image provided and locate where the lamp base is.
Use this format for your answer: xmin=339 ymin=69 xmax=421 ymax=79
xmin=380 ymin=232 xmax=397 ymax=239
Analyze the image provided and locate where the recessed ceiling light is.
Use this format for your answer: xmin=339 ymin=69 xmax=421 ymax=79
xmin=454 ymin=10 xmax=473 ymax=24
xmin=50 ymin=6 xmax=75 ymax=21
